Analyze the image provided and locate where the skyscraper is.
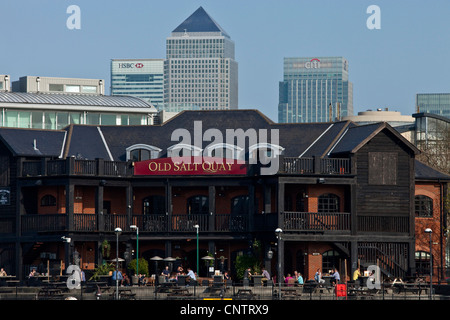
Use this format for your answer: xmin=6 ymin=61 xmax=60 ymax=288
xmin=164 ymin=7 xmax=238 ymax=110
xmin=416 ymin=93 xmax=450 ymax=118
xmin=278 ymin=57 xmax=353 ymax=123
xmin=111 ymin=59 xmax=164 ymax=108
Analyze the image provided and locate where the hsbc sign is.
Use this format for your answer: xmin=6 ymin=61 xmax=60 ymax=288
xmin=118 ymin=62 xmax=144 ymax=68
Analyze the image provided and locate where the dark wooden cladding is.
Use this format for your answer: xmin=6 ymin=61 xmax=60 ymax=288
xmin=355 ymin=130 xmax=414 ymax=218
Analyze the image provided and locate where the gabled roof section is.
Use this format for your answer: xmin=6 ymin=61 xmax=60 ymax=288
xmin=64 ymin=125 xmax=112 ymax=160
xmin=415 ymin=160 xmax=450 ymax=181
xmin=0 ymin=127 xmax=66 ymax=157
xmin=330 ymin=122 xmax=420 ymax=155
xmin=172 ymin=6 xmax=230 ymax=38
xmin=0 ymin=92 xmax=155 ymax=109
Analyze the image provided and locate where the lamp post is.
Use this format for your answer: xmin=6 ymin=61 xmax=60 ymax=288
xmin=130 ymin=225 xmax=139 ymax=281
xmin=114 ymin=227 xmax=122 ymax=300
xmin=275 ymin=228 xmax=283 ymax=300
xmin=194 ymin=224 xmax=200 ymax=277
xmin=425 ymin=228 xmax=433 ymax=299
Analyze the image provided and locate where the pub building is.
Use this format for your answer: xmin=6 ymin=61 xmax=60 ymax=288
xmin=0 ymin=109 xmax=448 ymax=283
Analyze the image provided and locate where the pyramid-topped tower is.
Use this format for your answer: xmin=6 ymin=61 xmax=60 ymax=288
xmin=164 ymin=7 xmax=238 ymax=111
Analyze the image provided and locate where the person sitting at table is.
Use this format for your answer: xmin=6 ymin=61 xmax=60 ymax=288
xmin=353 ymin=267 xmax=361 ymax=281
xmin=330 ymin=267 xmax=340 ymax=286
xmin=0 ymin=268 xmax=7 ymax=277
xmin=244 ymin=267 xmax=252 ymax=280
xmin=224 ymin=271 xmax=231 ymax=281
xmin=261 ymin=267 xmax=270 ymax=281
xmin=28 ymin=269 xmax=36 ymax=277
xmin=122 ymin=273 xmax=131 ymax=286
xmin=161 ymin=266 xmax=170 ymax=282
xmin=285 ymin=273 xmax=294 ymax=286
xmin=314 ymin=268 xmax=325 ymax=285
xmin=297 ymin=272 xmax=304 ymax=285
xmin=187 ymin=267 xmax=196 ymax=281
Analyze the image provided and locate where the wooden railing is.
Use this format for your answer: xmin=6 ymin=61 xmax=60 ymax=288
xmin=279 ymin=157 xmax=351 ymax=175
xmin=20 ymin=213 xmax=248 ymax=233
xmin=357 ymin=216 xmax=410 ymax=233
xmin=283 ymin=212 xmax=351 ymax=232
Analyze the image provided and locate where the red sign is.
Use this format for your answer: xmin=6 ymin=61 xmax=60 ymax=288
xmin=135 ymin=63 xmax=144 ymax=68
xmin=134 ymin=157 xmax=247 ymax=176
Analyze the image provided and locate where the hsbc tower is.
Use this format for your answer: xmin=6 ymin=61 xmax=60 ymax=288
xmin=111 ymin=59 xmax=164 ymax=108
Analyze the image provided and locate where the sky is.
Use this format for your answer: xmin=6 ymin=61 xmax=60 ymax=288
xmin=1 ymin=0 xmax=449 ymax=122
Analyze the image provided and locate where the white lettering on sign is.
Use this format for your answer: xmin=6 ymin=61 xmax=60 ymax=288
xmin=305 ymin=59 xmax=321 ymax=69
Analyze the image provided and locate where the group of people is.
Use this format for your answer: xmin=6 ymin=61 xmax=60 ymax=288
xmin=314 ymin=267 xmax=341 ymax=286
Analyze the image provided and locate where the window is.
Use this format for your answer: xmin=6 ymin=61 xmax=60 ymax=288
xmin=318 ymin=193 xmax=340 ymax=213
xmin=415 ymin=251 xmax=431 ymax=275
xmin=167 ymin=144 xmax=202 ymax=158
xmin=231 ymin=195 xmax=249 ymax=215
xmin=143 ymin=195 xmax=165 ymax=215
xmin=415 ymin=195 xmax=433 ymax=217
xmin=65 ymin=85 xmax=80 ymax=93
xmin=49 ymin=84 xmax=64 ymax=92
xmin=368 ymin=152 xmax=397 ymax=185
xmin=126 ymin=144 xmax=161 ymax=161
xmin=81 ymin=86 xmax=97 ymax=94
xmin=187 ymin=195 xmax=209 ymax=215
xmin=322 ymin=250 xmax=341 ymax=272
xmin=41 ymin=195 xmax=56 ymax=206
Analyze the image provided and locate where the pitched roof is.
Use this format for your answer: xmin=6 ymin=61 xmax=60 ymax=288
xmin=0 ymin=92 xmax=155 ymax=109
xmin=0 ymin=127 xmax=65 ymax=157
xmin=172 ymin=6 xmax=230 ymax=38
xmin=415 ymin=160 xmax=450 ymax=181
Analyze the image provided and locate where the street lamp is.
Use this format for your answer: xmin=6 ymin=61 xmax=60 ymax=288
xmin=275 ymin=228 xmax=283 ymax=300
xmin=130 ymin=225 xmax=139 ymax=282
xmin=194 ymin=224 xmax=200 ymax=277
xmin=425 ymin=228 xmax=433 ymax=299
xmin=114 ymin=227 xmax=122 ymax=300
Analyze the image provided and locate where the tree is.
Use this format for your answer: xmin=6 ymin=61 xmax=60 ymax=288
xmin=128 ymin=258 xmax=149 ymax=276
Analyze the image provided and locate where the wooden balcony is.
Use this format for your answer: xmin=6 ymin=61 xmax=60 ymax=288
xmin=282 ymin=211 xmax=351 ymax=232
xmin=20 ymin=213 xmax=249 ymax=234
xmin=19 ymin=156 xmax=352 ymax=178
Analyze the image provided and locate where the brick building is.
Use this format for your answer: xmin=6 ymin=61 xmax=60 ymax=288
xmin=0 ymin=109 xmax=448 ymax=283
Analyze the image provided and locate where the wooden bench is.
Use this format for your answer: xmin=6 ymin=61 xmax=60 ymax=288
xmin=38 ymin=288 xmax=64 ymax=300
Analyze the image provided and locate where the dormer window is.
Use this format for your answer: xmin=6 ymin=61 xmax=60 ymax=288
xmin=167 ymin=144 xmax=202 ymax=158
xmin=126 ymin=144 xmax=162 ymax=161
xmin=248 ymin=143 xmax=284 ymax=161
xmin=205 ymin=143 xmax=244 ymax=160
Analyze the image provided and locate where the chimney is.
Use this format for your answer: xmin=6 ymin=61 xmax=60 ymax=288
xmin=4 ymin=75 xmax=9 ymax=92
xmin=36 ymin=77 xmax=41 ymax=93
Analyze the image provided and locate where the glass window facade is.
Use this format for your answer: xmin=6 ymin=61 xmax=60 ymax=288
xmin=111 ymin=59 xmax=164 ymax=108
xmin=416 ymin=93 xmax=450 ymax=118
xmin=278 ymin=57 xmax=353 ymax=123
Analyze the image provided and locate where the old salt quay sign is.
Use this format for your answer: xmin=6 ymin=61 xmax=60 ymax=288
xmin=134 ymin=157 xmax=247 ymax=176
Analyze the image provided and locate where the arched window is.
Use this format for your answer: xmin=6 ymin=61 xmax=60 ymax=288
xmin=168 ymin=144 xmax=202 ymax=158
xmin=322 ymin=250 xmax=341 ymax=272
xmin=318 ymin=193 xmax=340 ymax=213
xmin=248 ymin=143 xmax=285 ymax=162
xmin=41 ymin=194 xmax=56 ymax=206
xmin=126 ymin=144 xmax=161 ymax=161
xmin=415 ymin=251 xmax=431 ymax=275
xmin=187 ymin=195 xmax=209 ymax=215
xmin=206 ymin=143 xmax=244 ymax=160
xmin=415 ymin=195 xmax=433 ymax=217
xmin=231 ymin=195 xmax=249 ymax=215
xmin=143 ymin=195 xmax=165 ymax=215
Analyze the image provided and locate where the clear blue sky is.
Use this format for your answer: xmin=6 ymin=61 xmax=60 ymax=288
xmin=1 ymin=0 xmax=449 ymax=122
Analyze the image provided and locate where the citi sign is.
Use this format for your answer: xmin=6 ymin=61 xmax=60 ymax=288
xmin=118 ymin=63 xmax=144 ymax=69
xmin=305 ymin=58 xmax=320 ymax=69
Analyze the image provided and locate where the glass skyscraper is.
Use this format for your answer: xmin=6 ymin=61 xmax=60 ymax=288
xmin=278 ymin=57 xmax=353 ymax=123
xmin=416 ymin=93 xmax=450 ymax=118
xmin=164 ymin=6 xmax=238 ymax=110
xmin=111 ymin=59 xmax=164 ymax=108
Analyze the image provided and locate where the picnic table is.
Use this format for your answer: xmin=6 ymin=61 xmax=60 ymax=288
xmin=38 ymin=287 xmax=64 ymax=300
xmin=280 ymin=287 xmax=301 ymax=299
xmin=109 ymin=288 xmax=136 ymax=300
xmin=235 ymin=288 xmax=256 ymax=300
xmin=167 ymin=287 xmax=193 ymax=299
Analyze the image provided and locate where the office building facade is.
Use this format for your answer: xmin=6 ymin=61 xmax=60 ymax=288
xmin=416 ymin=93 xmax=450 ymax=118
xmin=278 ymin=57 xmax=353 ymax=123
xmin=164 ymin=6 xmax=238 ymax=110
xmin=12 ymin=76 xmax=105 ymax=95
xmin=111 ymin=59 xmax=164 ymax=108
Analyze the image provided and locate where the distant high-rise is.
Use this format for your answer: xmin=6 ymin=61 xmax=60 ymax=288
xmin=111 ymin=59 xmax=164 ymax=108
xmin=278 ymin=57 xmax=353 ymax=123
xmin=164 ymin=6 xmax=238 ymax=110
xmin=416 ymin=93 xmax=450 ymax=118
